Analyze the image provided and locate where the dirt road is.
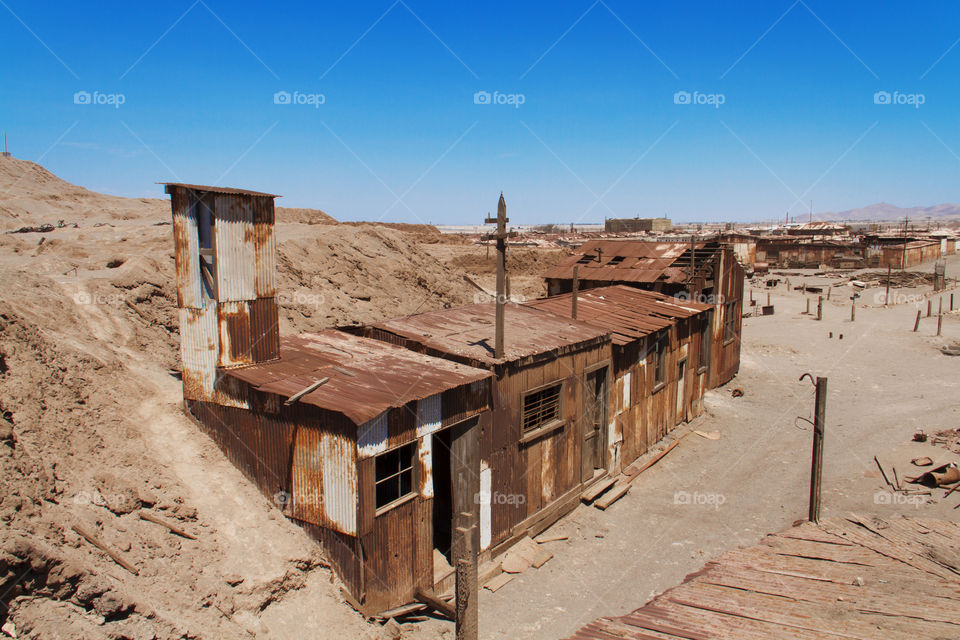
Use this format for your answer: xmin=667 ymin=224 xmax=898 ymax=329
xmin=477 ymin=257 xmax=960 ymax=640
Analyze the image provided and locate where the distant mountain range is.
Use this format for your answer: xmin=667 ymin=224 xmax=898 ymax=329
xmin=815 ymin=202 xmax=960 ymax=222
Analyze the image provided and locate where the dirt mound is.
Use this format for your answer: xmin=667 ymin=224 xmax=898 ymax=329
xmin=275 ymin=207 xmax=337 ymax=225
xmin=0 ymin=160 xmax=476 ymax=639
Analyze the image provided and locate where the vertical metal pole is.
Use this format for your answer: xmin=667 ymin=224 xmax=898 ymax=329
xmin=885 ymin=264 xmax=891 ymax=306
xmin=572 ymin=265 xmax=579 ymax=320
xmin=809 ymin=377 xmax=827 ymax=523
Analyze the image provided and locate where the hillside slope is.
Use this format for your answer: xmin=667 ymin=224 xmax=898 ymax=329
xmin=0 ymin=157 xmax=474 ymax=639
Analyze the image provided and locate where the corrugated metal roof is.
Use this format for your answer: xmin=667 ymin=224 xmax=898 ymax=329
xmin=224 ymin=330 xmax=492 ymax=424
xmin=525 ymin=286 xmax=710 ymax=345
xmin=565 ymin=514 xmax=960 ymax=640
xmin=370 ymin=302 xmax=610 ymax=366
xmin=161 ymin=183 xmax=280 ymax=198
xmin=543 ymin=240 xmax=704 ymax=282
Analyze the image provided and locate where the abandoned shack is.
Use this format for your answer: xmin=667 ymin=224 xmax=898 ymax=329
xmin=524 ymin=286 xmax=712 ymax=474
xmin=351 ymin=303 xmax=613 ymax=558
xmin=167 ymin=183 xmax=494 ymax=615
xmin=542 ymin=240 xmax=744 ymax=388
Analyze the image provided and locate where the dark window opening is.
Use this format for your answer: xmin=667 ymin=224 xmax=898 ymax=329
xmin=576 ymin=254 xmax=595 ymax=264
xmin=522 ymin=383 xmax=562 ymax=432
xmin=375 ymin=442 xmax=416 ymax=510
xmin=653 ymin=335 xmax=666 ymax=385
xmin=607 ymin=256 xmax=625 ymax=266
xmin=698 ymin=312 xmax=712 ymax=370
xmin=190 ymin=193 xmax=217 ymax=301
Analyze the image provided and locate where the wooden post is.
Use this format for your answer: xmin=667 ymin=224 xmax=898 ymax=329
xmin=850 ymin=300 xmax=856 ymax=322
xmin=485 ymin=194 xmax=514 ymax=360
xmin=939 ymin=297 xmax=943 ymax=316
xmin=572 ymin=265 xmax=579 ymax=320
xmin=927 ymin=299 xmax=932 ymax=317
xmin=805 ymin=298 xmax=810 ymax=314
xmin=952 ymin=293 xmax=955 ymax=311
xmin=451 ymin=418 xmax=479 ymax=640
xmin=766 ymin=292 xmax=771 ymax=306
xmin=750 ymin=289 xmax=754 ymax=304
xmin=809 ymin=377 xmax=827 ymax=523
xmin=938 ymin=312 xmax=943 ymax=337
xmin=817 ymin=296 xmax=823 ymax=321
xmin=914 ymin=309 xmax=921 ymax=332
xmin=885 ymin=264 xmax=891 ymax=306
xmin=827 ymin=287 xmax=831 ymax=300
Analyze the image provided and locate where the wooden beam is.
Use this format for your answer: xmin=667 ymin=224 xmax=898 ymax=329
xmin=284 ymin=377 xmax=329 ymax=405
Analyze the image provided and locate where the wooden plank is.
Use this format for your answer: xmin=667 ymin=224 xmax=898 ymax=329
xmin=581 ymin=476 xmax=616 ymax=503
xmin=483 ymin=572 xmax=513 ymax=592
xmin=594 ymin=483 xmax=630 ymax=510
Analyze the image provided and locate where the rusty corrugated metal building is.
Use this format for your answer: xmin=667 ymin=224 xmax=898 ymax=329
xmin=352 ymin=303 xmax=613 ymax=559
xmin=168 ymin=184 xmax=494 ymax=615
xmin=543 ymin=240 xmax=744 ymax=388
xmin=524 ymin=286 xmax=712 ymax=475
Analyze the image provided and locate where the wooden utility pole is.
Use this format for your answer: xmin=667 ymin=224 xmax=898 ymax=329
xmin=885 ymin=264 xmax=891 ymax=306
xmin=451 ymin=419 xmax=480 ymax=640
xmin=484 ymin=194 xmax=515 ymax=359
xmin=807 ymin=376 xmax=827 ymax=523
xmin=572 ymin=265 xmax=579 ymax=320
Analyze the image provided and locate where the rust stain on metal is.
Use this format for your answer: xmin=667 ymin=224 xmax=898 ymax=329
xmin=367 ymin=303 xmax=610 ymax=368
xmin=525 ymin=285 xmax=709 ymax=345
xmin=224 ymin=330 xmax=492 ymax=425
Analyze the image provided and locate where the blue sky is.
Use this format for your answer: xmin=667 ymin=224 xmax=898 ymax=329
xmin=2 ymin=1 xmax=960 ymax=223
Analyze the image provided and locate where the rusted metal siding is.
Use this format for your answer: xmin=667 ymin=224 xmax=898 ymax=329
xmin=217 ymin=300 xmax=253 ymax=368
xmin=211 ymin=194 xmax=256 ymax=302
xmin=170 ymin=188 xmax=202 ymax=309
xmin=180 ymin=306 xmax=218 ymax=401
xmin=252 ymin=197 xmax=277 ymax=298
xmin=249 ymin=297 xmax=279 ymax=362
xmin=710 ymin=249 xmax=744 ymax=389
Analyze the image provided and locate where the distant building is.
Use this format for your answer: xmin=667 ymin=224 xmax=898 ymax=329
xmin=605 ymin=217 xmax=672 ymax=233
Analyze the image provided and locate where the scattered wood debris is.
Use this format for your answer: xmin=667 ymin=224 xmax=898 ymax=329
xmin=693 ymin=430 xmax=721 ymax=440
xmin=534 ymin=533 xmax=568 ymax=544
xmin=483 ymin=573 xmax=513 ymax=592
xmin=501 ymin=536 xmax=553 ymax=574
xmin=594 ymin=483 xmax=630 ymax=510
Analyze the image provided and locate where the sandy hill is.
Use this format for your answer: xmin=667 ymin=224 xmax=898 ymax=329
xmin=0 ymin=156 xmax=336 ymax=230
xmin=0 ymin=157 xmax=483 ymax=639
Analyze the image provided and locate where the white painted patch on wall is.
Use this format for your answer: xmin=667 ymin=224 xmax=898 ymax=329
xmin=418 ymin=433 xmax=433 ymax=498
xmin=622 ymin=371 xmax=632 ymax=408
xmin=357 ymin=412 xmax=388 ymax=458
xmin=416 ymin=394 xmax=442 ymax=438
xmin=479 ymin=462 xmax=491 ymax=551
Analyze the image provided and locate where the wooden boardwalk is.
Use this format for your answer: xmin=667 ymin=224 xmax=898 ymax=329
xmin=565 ymin=515 xmax=960 ymax=639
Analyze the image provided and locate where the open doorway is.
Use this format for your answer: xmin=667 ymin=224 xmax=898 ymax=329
xmin=431 ymin=428 xmax=453 ymax=564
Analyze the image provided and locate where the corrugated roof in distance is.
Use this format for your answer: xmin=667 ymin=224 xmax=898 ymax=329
xmin=369 ymin=302 xmax=610 ymax=367
xmin=525 ymin=285 xmax=710 ymax=345
xmin=543 ymin=240 xmax=705 ymax=282
xmin=161 ymin=183 xmax=280 ymax=198
xmin=224 ymin=330 xmax=492 ymax=424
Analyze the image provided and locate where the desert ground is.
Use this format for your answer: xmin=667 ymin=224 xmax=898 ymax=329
xmin=1 ymin=155 xmax=957 ymax=639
